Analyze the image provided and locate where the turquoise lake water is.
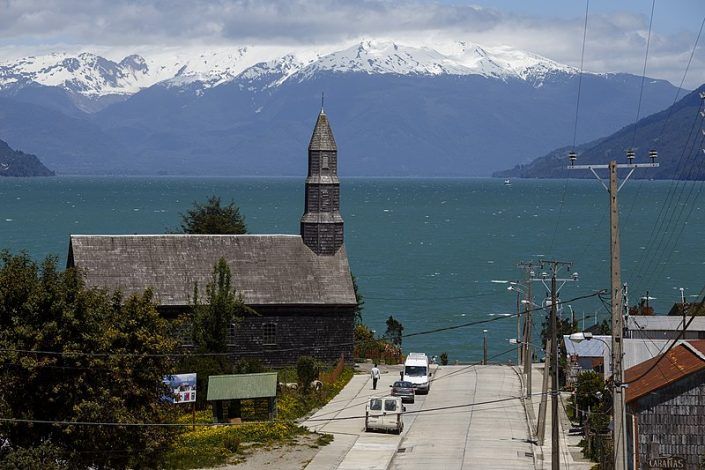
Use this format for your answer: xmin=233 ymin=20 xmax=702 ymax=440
xmin=1 ymin=176 xmax=704 ymax=362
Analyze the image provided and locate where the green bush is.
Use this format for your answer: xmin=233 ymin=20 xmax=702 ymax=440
xmin=440 ymin=352 xmax=449 ymax=365
xmin=296 ymin=356 xmax=319 ymax=392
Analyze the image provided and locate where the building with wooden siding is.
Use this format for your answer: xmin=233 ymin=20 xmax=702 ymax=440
xmin=66 ymin=109 xmax=357 ymax=366
xmin=624 ymin=340 xmax=705 ymax=469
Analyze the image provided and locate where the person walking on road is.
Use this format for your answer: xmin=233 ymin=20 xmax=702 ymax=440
xmin=371 ymin=364 xmax=380 ymax=390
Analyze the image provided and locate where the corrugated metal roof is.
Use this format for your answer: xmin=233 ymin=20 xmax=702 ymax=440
xmin=626 ymin=315 xmax=705 ymax=331
xmin=564 ymin=336 xmax=688 ymax=378
xmin=207 ymin=372 xmax=278 ymax=401
xmin=68 ymin=234 xmax=356 ymax=307
xmin=564 ymin=335 xmax=611 ymax=357
xmin=625 ymin=340 xmax=705 ymax=403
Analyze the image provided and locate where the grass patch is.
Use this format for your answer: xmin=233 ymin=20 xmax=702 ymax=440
xmin=162 ymin=365 xmax=354 ymax=468
xmin=277 ymin=367 xmax=354 ymax=421
xmin=161 ymin=421 xmax=305 ymax=469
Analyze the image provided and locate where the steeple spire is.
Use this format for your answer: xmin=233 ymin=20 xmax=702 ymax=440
xmin=300 ymin=109 xmax=343 ymax=255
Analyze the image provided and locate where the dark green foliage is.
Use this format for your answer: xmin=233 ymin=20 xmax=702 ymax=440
xmin=384 ymin=316 xmax=404 ymax=346
xmin=233 ymin=358 xmax=265 ymax=375
xmin=351 ymin=273 xmax=364 ymax=324
xmin=180 ymin=195 xmax=247 ymax=234
xmin=0 ymin=441 xmax=67 ymax=470
xmin=573 ymin=371 xmax=608 ymax=416
xmin=185 ymin=258 xmax=256 ymax=409
xmin=0 ymin=251 xmax=179 ymax=468
xmin=192 ymin=258 xmax=254 ymax=353
xmin=0 ymin=139 xmax=54 ymax=177
xmin=595 ymin=319 xmax=611 ymax=335
xmin=296 ymin=356 xmax=319 ymax=392
xmin=540 ymin=315 xmax=578 ymax=351
xmin=440 ymin=352 xmax=449 ymax=365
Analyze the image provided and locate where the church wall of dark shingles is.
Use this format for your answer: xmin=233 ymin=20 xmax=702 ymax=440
xmin=232 ymin=306 xmax=354 ymax=366
xmin=629 ymin=368 xmax=705 ymax=468
xmin=163 ymin=305 xmax=354 ymax=367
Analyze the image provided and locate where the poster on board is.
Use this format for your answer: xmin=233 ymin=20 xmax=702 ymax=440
xmin=163 ymin=373 xmax=197 ymax=403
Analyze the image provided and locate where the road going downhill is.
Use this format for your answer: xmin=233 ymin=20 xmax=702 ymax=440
xmin=304 ymin=364 xmax=536 ymax=470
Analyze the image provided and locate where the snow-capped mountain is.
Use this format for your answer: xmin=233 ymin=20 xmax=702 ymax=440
xmin=0 ymin=39 xmax=683 ymax=177
xmin=0 ymin=40 xmax=579 ymax=100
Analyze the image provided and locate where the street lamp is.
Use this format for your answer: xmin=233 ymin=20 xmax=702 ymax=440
xmin=568 ymin=332 xmax=613 ymax=377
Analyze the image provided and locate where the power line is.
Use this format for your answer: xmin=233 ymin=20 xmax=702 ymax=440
xmin=0 ymin=291 xmax=604 ymax=359
xmin=548 ymin=0 xmax=591 ymax=255
xmin=630 ymin=0 xmax=657 ymax=149
xmin=624 ymin=288 xmax=705 ymax=386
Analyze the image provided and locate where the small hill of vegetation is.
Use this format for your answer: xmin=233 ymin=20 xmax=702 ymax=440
xmin=0 ymin=138 xmax=54 ymax=177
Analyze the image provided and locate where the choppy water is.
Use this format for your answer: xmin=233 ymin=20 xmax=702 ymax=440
xmin=2 ymin=176 xmax=705 ymax=361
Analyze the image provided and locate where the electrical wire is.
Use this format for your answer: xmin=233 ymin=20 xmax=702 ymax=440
xmin=548 ymin=0 xmax=591 ymax=255
xmin=624 ymin=289 xmax=705 ymax=385
xmin=0 ymin=291 xmax=605 ymax=359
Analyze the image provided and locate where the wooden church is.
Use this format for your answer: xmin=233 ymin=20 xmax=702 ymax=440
xmin=67 ymin=109 xmax=357 ymax=365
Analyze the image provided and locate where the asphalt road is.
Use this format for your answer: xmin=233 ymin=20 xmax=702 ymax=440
xmin=304 ymin=364 xmax=536 ymax=470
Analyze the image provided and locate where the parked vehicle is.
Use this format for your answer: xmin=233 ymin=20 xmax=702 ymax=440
xmin=404 ymin=352 xmax=432 ymax=394
xmin=390 ymin=380 xmax=415 ymax=403
xmin=365 ymin=396 xmax=405 ymax=434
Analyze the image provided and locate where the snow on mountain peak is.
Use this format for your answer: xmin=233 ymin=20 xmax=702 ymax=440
xmin=0 ymin=40 xmax=580 ymax=99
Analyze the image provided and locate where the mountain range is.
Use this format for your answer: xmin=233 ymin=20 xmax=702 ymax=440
xmin=495 ymin=84 xmax=705 ymax=180
xmin=0 ymin=40 xmax=685 ymax=176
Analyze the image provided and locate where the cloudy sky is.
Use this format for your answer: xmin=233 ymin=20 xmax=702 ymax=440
xmin=1 ymin=0 xmax=704 ymax=87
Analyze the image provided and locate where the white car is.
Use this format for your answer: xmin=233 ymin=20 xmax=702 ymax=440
xmin=404 ymin=352 xmax=432 ymax=394
xmin=364 ymin=396 xmax=405 ymax=434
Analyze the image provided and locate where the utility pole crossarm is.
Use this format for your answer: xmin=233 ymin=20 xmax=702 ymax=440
xmin=567 ymin=163 xmax=659 ymax=170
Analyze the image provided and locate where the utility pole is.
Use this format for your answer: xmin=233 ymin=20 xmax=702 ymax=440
xmin=482 ymin=329 xmax=488 ymax=365
xmin=540 ymin=259 xmax=575 ymax=470
xmin=537 ymin=338 xmax=550 ymax=446
xmin=518 ymin=261 xmax=538 ymax=398
xmin=567 ymin=149 xmax=659 ymax=470
xmin=550 ymin=269 xmax=559 ymax=470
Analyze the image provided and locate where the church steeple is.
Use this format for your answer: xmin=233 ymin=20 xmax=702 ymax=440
xmin=300 ymin=109 xmax=344 ymax=255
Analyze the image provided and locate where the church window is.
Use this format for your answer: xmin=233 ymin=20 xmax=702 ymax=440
xmin=227 ymin=323 xmax=237 ymax=346
xmin=321 ymin=155 xmax=329 ymax=170
xmin=263 ymin=323 xmax=276 ymax=345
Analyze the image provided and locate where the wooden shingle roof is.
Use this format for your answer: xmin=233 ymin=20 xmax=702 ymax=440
xmin=624 ymin=340 xmax=705 ymax=403
xmin=68 ymin=234 xmax=356 ymax=307
xmin=308 ymin=110 xmax=336 ymax=151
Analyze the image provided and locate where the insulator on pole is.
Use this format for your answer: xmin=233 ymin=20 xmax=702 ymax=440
xmin=700 ymin=91 xmax=705 ymax=100
xmin=568 ymin=151 xmax=577 ymax=166
xmin=626 ymin=149 xmax=635 ymax=164
xmin=649 ymin=150 xmax=657 ymax=163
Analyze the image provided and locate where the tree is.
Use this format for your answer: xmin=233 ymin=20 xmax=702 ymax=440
xmin=192 ymin=257 xmax=254 ymax=353
xmin=0 ymin=251 xmax=179 ymax=468
xmin=351 ymin=273 xmax=365 ymax=324
xmin=384 ymin=316 xmax=404 ymax=347
xmin=180 ymin=195 xmax=247 ymax=234
xmin=187 ymin=258 xmax=255 ymax=408
xmin=296 ymin=356 xmax=319 ymax=392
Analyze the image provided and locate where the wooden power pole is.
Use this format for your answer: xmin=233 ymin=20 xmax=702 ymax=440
xmin=568 ymin=150 xmax=659 ymax=470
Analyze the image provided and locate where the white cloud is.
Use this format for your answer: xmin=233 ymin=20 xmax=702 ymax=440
xmin=0 ymin=0 xmax=702 ymax=88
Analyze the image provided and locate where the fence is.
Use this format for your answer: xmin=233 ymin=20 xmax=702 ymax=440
xmin=353 ymin=340 xmax=402 ymax=364
xmin=320 ymin=353 xmax=345 ymax=385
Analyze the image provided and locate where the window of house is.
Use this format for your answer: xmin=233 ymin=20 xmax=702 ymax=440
xmin=263 ymin=323 xmax=276 ymax=345
xmin=227 ymin=323 xmax=237 ymax=346
xmin=321 ymin=155 xmax=329 ymax=170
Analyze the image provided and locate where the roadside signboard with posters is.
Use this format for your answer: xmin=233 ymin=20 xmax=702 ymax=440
xmin=163 ymin=373 xmax=197 ymax=403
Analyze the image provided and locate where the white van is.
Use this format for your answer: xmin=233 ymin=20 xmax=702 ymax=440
xmin=365 ymin=396 xmax=404 ymax=434
xmin=404 ymin=352 xmax=431 ymax=394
